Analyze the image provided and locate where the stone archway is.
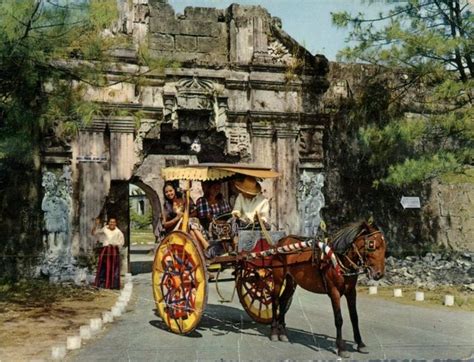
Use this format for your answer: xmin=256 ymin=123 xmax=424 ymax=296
xmin=130 ymin=179 xmax=162 ymax=237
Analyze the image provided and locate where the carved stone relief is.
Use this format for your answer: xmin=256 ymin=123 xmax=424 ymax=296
xmin=226 ymin=126 xmax=251 ymax=161
xmin=163 ymin=94 xmax=178 ymax=128
xmin=299 ymin=128 xmax=324 ymax=168
xmin=161 ymin=77 xmax=230 ymax=139
xmin=267 ymin=39 xmax=293 ymax=64
xmin=41 ymin=166 xmax=89 ymax=283
xmin=298 ymin=170 xmax=325 ymax=236
xmin=135 ymin=119 xmax=159 ymax=155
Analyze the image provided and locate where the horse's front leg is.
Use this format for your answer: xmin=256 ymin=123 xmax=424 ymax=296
xmin=277 ymin=275 xmax=296 ymax=342
xmin=270 ymin=274 xmax=283 ymax=342
xmin=270 ymin=296 xmax=280 ymax=342
xmin=329 ymin=288 xmax=349 ymax=358
xmin=346 ymin=286 xmax=368 ymax=353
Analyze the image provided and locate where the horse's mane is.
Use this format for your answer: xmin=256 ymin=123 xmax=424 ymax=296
xmin=329 ymin=220 xmax=366 ymax=254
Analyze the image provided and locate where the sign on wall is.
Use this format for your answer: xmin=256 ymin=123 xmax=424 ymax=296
xmin=400 ymin=196 xmax=421 ymax=209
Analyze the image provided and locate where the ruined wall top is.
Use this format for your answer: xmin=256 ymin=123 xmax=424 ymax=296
xmin=118 ymin=0 xmax=327 ymax=75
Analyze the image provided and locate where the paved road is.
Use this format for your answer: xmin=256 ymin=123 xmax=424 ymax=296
xmin=69 ymin=272 xmax=474 ymax=361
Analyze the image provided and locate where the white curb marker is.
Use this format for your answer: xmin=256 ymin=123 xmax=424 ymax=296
xmin=111 ymin=306 xmax=122 ymax=317
xmin=368 ymin=286 xmax=378 ymax=295
xmin=444 ymin=295 xmax=454 ymax=306
xmin=103 ymin=311 xmax=114 ymax=323
xmin=415 ymin=291 xmax=424 ymax=302
xmin=393 ymin=288 xmax=403 ymax=297
xmin=79 ymin=325 xmax=92 ymax=339
xmin=66 ymin=336 xmax=81 ymax=350
xmin=90 ymin=318 xmax=103 ymax=333
xmin=51 ymin=345 xmax=67 ymax=360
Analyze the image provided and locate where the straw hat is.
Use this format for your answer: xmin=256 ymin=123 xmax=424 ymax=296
xmin=233 ymin=176 xmax=261 ymax=196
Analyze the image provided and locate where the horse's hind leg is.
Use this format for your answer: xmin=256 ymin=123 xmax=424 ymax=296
xmin=270 ymin=273 xmax=284 ymax=342
xmin=329 ymin=288 xmax=350 ymax=358
xmin=346 ymin=286 xmax=368 ymax=353
xmin=277 ymin=275 xmax=296 ymax=342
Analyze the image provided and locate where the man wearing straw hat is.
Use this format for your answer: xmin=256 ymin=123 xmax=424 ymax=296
xmin=231 ymin=176 xmax=270 ymax=229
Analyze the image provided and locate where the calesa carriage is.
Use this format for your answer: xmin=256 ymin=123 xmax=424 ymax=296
xmin=152 ymin=163 xmax=387 ymax=358
xmin=152 ymin=163 xmax=284 ymax=334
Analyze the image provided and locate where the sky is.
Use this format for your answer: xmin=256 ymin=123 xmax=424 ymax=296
xmin=168 ymin=0 xmax=399 ymax=60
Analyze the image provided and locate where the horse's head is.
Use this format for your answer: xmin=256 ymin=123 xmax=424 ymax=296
xmin=353 ymin=221 xmax=387 ymax=280
xmin=331 ymin=220 xmax=387 ymax=280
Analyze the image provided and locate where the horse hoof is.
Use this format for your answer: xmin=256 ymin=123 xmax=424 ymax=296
xmin=338 ymin=349 xmax=350 ymax=358
xmin=357 ymin=344 xmax=369 ymax=354
xmin=278 ymin=334 xmax=289 ymax=342
xmin=270 ymin=334 xmax=279 ymax=342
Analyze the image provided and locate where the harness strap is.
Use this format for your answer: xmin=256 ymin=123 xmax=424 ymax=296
xmin=245 ymin=237 xmax=340 ymax=273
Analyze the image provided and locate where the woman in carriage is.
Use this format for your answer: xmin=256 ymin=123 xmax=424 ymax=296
xmin=161 ymin=181 xmax=209 ymax=253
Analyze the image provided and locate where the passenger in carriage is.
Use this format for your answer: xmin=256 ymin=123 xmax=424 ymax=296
xmin=161 ymin=182 xmax=209 ymax=252
xmin=196 ymin=180 xmax=232 ymax=231
xmin=231 ymin=176 xmax=270 ymax=230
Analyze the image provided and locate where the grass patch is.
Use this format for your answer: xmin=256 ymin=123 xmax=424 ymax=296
xmin=130 ymin=228 xmax=156 ymax=245
xmin=358 ymin=285 xmax=474 ymax=311
xmin=0 ymin=279 xmax=102 ymax=308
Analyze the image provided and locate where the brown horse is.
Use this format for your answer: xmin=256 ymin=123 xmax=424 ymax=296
xmin=269 ymin=220 xmax=387 ymax=358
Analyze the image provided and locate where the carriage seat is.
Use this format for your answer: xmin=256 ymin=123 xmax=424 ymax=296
xmin=238 ymin=230 xmax=286 ymax=252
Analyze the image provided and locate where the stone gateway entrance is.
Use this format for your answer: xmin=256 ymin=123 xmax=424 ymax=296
xmin=39 ymin=0 xmax=330 ymax=279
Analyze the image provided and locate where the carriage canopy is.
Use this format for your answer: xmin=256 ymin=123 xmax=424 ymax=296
xmin=161 ymin=163 xmax=280 ymax=181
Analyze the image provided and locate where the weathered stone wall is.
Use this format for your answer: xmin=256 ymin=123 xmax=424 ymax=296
xmin=427 ymin=180 xmax=474 ymax=251
xmin=323 ymin=61 xmax=473 ymax=254
xmin=0 ymin=162 xmax=43 ymax=281
xmin=149 ymin=2 xmax=228 ymax=64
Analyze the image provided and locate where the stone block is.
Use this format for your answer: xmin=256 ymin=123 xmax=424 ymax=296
xmin=149 ymin=1 xmax=175 ymax=18
xmin=183 ymin=7 xmax=224 ymax=22
xmin=197 ymin=36 xmax=227 ymax=54
xmin=149 ymin=33 xmax=174 ymax=51
xmin=179 ymin=20 xmax=225 ymax=37
xmin=149 ymin=18 xmax=179 ymax=34
xmin=175 ymin=35 xmax=197 ymax=51
xmin=227 ymin=4 xmax=271 ymax=20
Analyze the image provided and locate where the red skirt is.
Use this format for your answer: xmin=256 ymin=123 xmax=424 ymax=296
xmin=95 ymin=245 xmax=121 ymax=289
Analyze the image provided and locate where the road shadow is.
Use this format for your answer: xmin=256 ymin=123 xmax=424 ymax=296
xmin=149 ymin=303 xmax=355 ymax=356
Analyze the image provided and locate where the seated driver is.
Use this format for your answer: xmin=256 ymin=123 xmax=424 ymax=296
xmin=231 ymin=176 xmax=270 ymax=230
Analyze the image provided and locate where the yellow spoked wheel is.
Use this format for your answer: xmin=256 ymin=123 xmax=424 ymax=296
xmin=152 ymin=231 xmax=208 ymax=335
xmin=236 ymin=264 xmax=275 ymax=324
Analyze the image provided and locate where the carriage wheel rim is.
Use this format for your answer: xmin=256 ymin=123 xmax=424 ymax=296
xmin=152 ymin=231 xmax=208 ymax=334
xmin=236 ymin=265 xmax=275 ymax=324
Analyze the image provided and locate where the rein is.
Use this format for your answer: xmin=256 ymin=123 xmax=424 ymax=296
xmin=337 ymin=230 xmax=382 ymax=276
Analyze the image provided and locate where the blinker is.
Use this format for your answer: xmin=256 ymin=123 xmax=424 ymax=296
xmin=365 ymin=239 xmax=376 ymax=252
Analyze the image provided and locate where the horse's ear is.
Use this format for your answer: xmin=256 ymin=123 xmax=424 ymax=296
xmin=367 ymin=216 xmax=374 ymax=225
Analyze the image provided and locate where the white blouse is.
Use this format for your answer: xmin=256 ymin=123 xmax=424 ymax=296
xmin=231 ymin=193 xmax=270 ymax=223
xmin=95 ymin=227 xmax=124 ymax=247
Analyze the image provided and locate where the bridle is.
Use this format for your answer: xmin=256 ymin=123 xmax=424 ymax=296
xmin=338 ymin=230 xmax=384 ymax=276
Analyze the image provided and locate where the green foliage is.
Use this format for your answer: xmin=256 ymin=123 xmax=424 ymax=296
xmin=0 ymin=0 xmax=121 ymax=166
xmin=130 ymin=208 xmax=153 ymax=230
xmin=0 ymin=1 xmax=176 ymax=167
xmin=384 ymin=152 xmax=461 ymax=186
xmin=332 ymin=0 xmax=473 ymax=186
